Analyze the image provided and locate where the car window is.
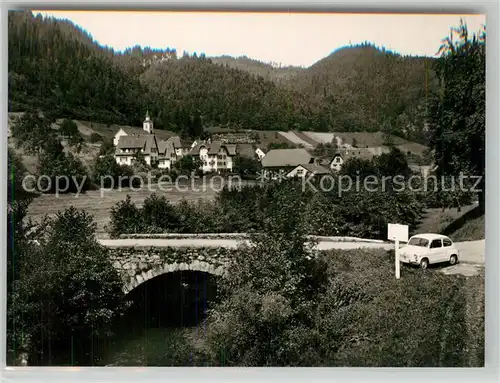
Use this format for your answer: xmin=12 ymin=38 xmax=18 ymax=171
xmin=430 ymin=239 xmax=442 ymax=248
xmin=443 ymin=238 xmax=452 ymax=247
xmin=408 ymin=237 xmax=429 ymax=247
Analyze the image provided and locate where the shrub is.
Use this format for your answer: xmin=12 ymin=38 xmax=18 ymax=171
xmin=93 ymin=154 xmax=138 ymax=189
xmin=107 ymin=195 xmax=145 ymax=238
xmin=141 ymin=194 xmax=181 ymax=232
xmin=8 ymin=206 xmax=129 ymax=365
xmin=36 ymin=137 xmax=91 ymax=193
xmin=89 ymin=132 xmax=103 ymax=143
xmin=205 ymin=190 xmax=327 ymax=366
xmin=98 ymin=139 xmax=115 ymax=156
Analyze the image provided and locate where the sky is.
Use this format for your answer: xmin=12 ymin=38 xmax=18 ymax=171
xmin=34 ymin=11 xmax=485 ymax=67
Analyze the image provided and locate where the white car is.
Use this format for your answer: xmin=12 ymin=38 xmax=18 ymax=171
xmin=399 ymin=233 xmax=459 ymax=270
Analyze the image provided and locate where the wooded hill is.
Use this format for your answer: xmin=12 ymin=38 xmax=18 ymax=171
xmin=9 ymin=11 xmax=437 ymax=144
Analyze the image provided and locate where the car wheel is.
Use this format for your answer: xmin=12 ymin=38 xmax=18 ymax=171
xmin=449 ymin=254 xmax=458 ymax=265
xmin=420 ymin=258 xmax=429 ymax=270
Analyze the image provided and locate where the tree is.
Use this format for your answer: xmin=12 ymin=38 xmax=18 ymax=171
xmin=8 ymin=206 xmax=129 ymax=365
xmin=173 ymin=155 xmax=202 ymax=176
xmin=98 ymin=138 xmax=115 ymax=156
xmin=428 ymin=20 xmax=486 ymax=211
xmin=37 ymin=136 xmax=91 ymax=193
xmin=233 ymin=155 xmax=261 ymax=179
xmin=8 ymin=148 xmax=37 ymax=202
xmin=374 ymin=147 xmax=411 ymax=178
xmin=132 ymin=151 xmax=149 ymax=172
xmin=206 ymin=182 xmax=327 ymax=366
xmin=93 ymin=154 xmax=135 ymax=189
xmin=11 ymin=111 xmax=56 ymax=154
xmin=351 ymin=138 xmax=358 ymax=148
xmin=107 ymin=195 xmax=145 ymax=237
xmin=59 ymin=119 xmax=84 ymax=152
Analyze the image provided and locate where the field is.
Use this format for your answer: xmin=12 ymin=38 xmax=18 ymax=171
xmin=415 ymin=204 xmax=485 ymax=242
xmin=304 ymin=131 xmax=428 ymax=156
xmin=73 ymin=120 xmax=175 ymax=141
xmin=278 ymin=131 xmax=315 ymax=148
xmin=25 ymin=180 xmax=254 ymax=238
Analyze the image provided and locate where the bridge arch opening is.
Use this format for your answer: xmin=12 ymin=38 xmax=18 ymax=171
xmin=121 ymin=270 xmax=220 ymax=329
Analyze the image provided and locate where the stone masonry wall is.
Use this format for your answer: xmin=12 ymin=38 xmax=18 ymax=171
xmin=109 ymin=246 xmax=236 ymax=294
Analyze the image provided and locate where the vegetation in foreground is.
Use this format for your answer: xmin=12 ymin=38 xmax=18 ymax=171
xmin=201 ymin=195 xmax=484 ymax=367
xmin=102 ymin=249 xmax=484 ymax=367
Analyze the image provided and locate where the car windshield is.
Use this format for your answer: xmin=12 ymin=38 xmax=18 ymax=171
xmin=408 ymin=237 xmax=429 ymax=247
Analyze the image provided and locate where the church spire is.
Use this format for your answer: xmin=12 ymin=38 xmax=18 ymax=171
xmin=143 ymin=109 xmax=153 ymax=133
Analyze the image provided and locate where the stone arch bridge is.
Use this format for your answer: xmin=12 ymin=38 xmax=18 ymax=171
xmin=99 ymin=235 xmax=392 ymax=294
xmin=106 ymin=243 xmax=232 ymax=294
xmin=100 ymin=234 xmax=484 ymax=293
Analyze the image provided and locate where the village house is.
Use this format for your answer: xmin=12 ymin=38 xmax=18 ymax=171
xmin=189 ymin=140 xmax=237 ymax=173
xmin=114 ymin=111 xmax=190 ymax=170
xmin=287 ymin=163 xmax=330 ymax=179
xmin=114 ymin=111 xmax=161 ymax=166
xmin=113 ymin=110 xmax=155 ymax=146
xmin=114 ymin=134 xmax=159 ymax=166
xmin=156 ymin=136 xmax=190 ymax=170
xmin=255 ymin=147 xmax=266 ymax=160
xmin=261 ymin=148 xmax=318 ymax=179
xmin=325 ymin=148 xmax=376 ymax=172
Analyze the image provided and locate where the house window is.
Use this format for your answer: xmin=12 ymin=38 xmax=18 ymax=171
xmin=335 ymin=157 xmax=341 ymax=163
xmin=297 ymin=169 xmax=304 ymax=176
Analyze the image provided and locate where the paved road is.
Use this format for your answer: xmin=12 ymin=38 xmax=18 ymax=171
xmin=98 ymin=237 xmax=485 ymax=267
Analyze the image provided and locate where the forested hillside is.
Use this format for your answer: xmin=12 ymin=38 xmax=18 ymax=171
xmin=9 ymin=11 xmax=436 ymax=143
xmin=289 ymin=45 xmax=438 ymax=143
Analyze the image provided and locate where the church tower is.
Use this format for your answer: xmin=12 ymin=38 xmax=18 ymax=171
xmin=143 ymin=109 xmax=154 ymax=134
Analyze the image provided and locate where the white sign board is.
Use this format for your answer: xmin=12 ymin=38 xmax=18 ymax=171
xmin=387 ymin=223 xmax=409 ymax=243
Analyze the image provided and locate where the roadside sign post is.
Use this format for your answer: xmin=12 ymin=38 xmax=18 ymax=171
xmin=387 ymin=223 xmax=409 ymax=280
xmin=395 ymin=238 xmax=400 ymax=279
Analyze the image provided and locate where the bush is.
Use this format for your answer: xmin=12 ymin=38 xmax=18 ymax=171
xmin=141 ymin=194 xmax=181 ymax=232
xmin=8 ymin=206 xmax=129 ymax=366
xmin=205 ymin=191 xmax=327 ymax=366
xmin=89 ymin=132 xmax=103 ymax=143
xmin=93 ymin=155 xmax=138 ymax=189
xmin=36 ymin=137 xmax=91 ymax=193
xmin=107 ymin=195 xmax=145 ymax=238
xmin=98 ymin=139 xmax=115 ymax=156
xmin=205 ymin=244 xmax=482 ymax=367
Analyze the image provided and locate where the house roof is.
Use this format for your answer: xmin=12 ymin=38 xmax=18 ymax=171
xmin=116 ymin=135 xmax=157 ymax=155
xmin=236 ymin=144 xmax=256 ymax=159
xmin=330 ymin=148 xmax=375 ymax=164
xmin=189 ymin=141 xmax=234 ymax=156
xmin=225 ymin=144 xmax=237 ymax=156
xmin=301 ymin=163 xmax=330 ymax=175
xmin=261 ymin=148 xmax=313 ymax=168
xmin=166 ymin=136 xmax=182 ymax=148
xmin=157 ymin=140 xmax=176 ymax=158
xmin=117 ymin=136 xmax=147 ymax=150
xmin=208 ymin=141 xmax=222 ymax=155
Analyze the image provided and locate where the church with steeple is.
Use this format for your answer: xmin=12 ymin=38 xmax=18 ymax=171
xmin=113 ymin=110 xmax=186 ymax=170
